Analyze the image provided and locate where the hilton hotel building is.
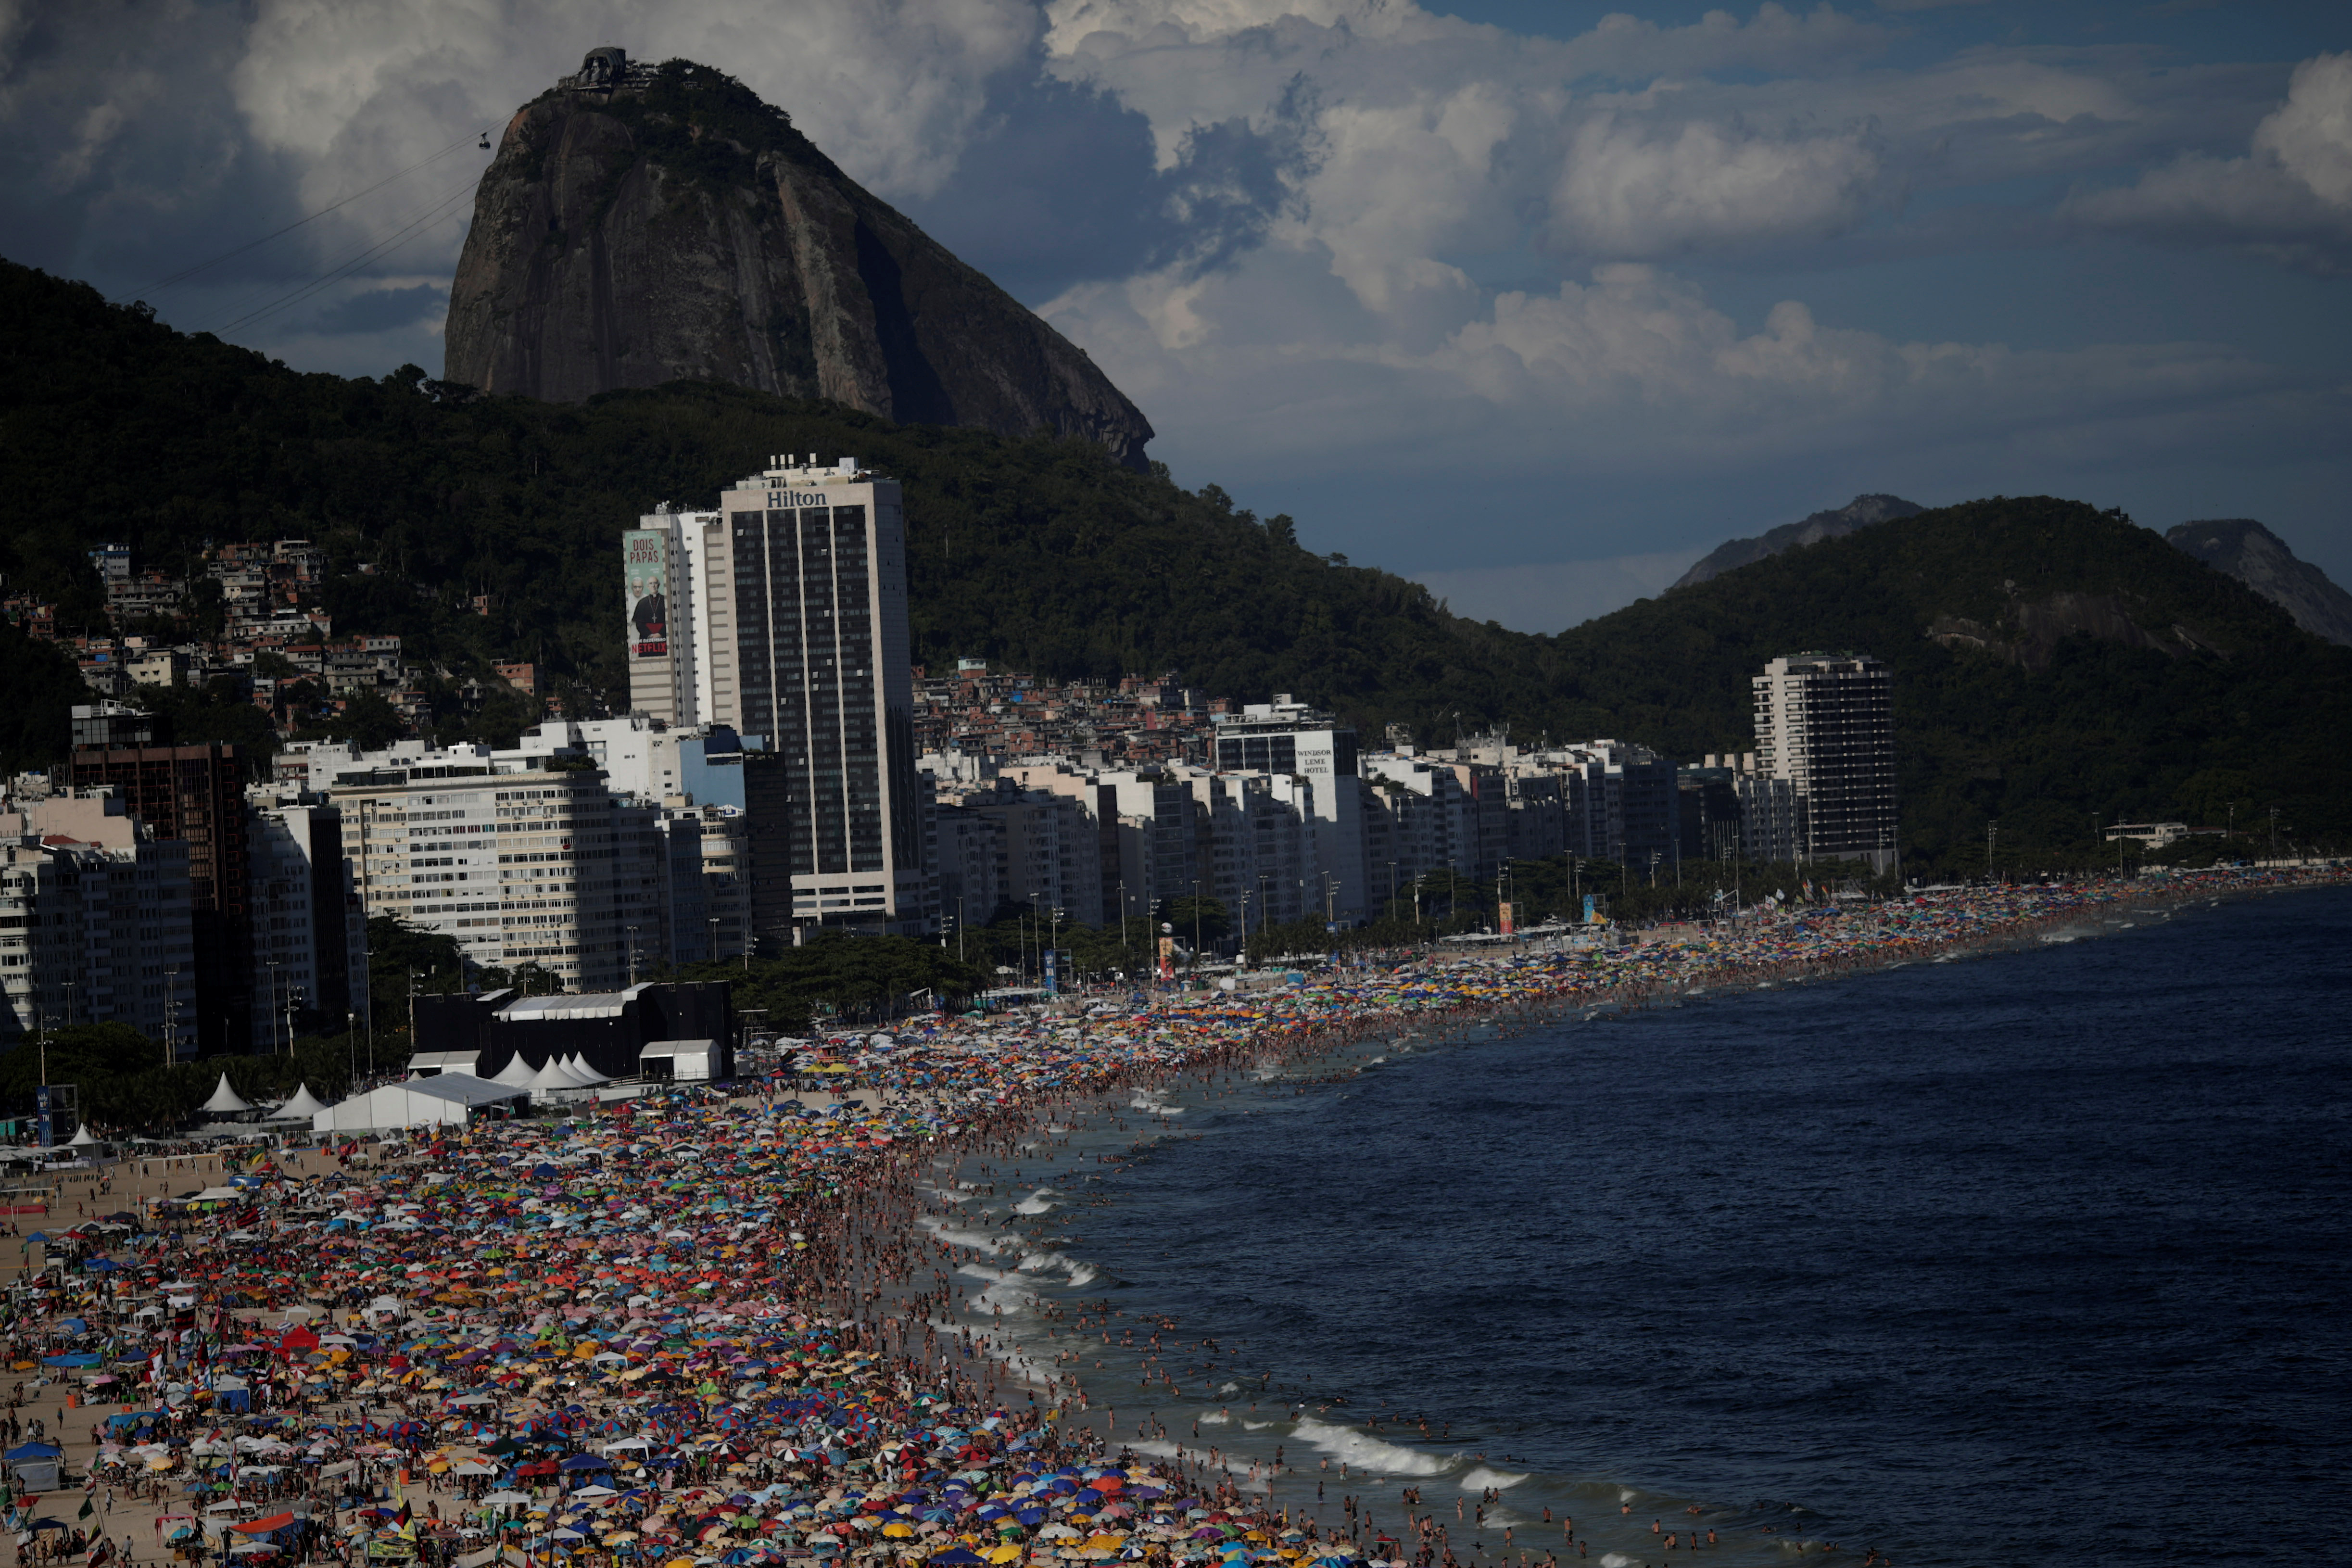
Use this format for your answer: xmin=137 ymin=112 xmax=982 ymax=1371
xmin=623 ymin=457 xmax=932 ymax=938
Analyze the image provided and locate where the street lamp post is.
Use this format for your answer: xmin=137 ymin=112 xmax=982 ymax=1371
xmin=163 ymin=965 xmax=180 ymax=1067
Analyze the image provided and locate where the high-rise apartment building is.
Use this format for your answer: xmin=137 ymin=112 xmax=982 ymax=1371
xmin=247 ymin=795 xmax=369 ymax=1047
xmin=624 ymin=457 xmax=931 ymax=937
xmin=65 ymin=739 xmax=253 ymax=1054
xmin=930 ymin=777 xmax=1106 ymax=932
xmin=322 ymin=744 xmax=666 ymax=990
xmin=1177 ymin=768 xmax=1322 ymax=933
xmin=1210 ymin=696 xmax=1366 ymax=921
xmin=1753 ymin=653 xmax=1897 ymax=869
xmin=0 ymin=792 xmax=197 ymax=1053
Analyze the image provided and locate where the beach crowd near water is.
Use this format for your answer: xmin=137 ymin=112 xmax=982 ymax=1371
xmin=1 ymin=863 xmax=2341 ymax=1568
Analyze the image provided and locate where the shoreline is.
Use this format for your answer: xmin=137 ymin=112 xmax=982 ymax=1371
xmin=5 ymin=868 xmax=2341 ymax=1568
xmin=922 ymin=869 xmax=2349 ymax=1561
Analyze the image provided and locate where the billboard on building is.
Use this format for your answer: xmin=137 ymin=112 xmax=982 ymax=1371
xmin=623 ymin=531 xmax=670 ymax=659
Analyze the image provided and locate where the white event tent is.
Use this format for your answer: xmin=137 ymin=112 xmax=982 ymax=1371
xmin=310 ymin=1073 xmax=526 ymax=1134
xmin=266 ymin=1085 xmax=331 ymax=1123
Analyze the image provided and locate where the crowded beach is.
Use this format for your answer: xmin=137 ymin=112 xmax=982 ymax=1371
xmin=1 ymin=865 xmax=2340 ymax=1568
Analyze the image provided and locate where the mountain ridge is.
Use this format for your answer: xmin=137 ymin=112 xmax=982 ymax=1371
xmin=1670 ymin=493 xmax=1926 ymax=589
xmin=2166 ymin=518 xmax=2352 ymax=647
xmin=444 ymin=51 xmax=1154 ymax=468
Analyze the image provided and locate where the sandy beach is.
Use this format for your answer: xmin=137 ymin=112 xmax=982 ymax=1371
xmin=4 ymin=865 xmax=2341 ymax=1568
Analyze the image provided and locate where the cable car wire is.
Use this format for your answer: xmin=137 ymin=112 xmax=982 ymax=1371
xmin=124 ymin=128 xmax=491 ymax=301
xmin=208 ymin=169 xmax=483 ymax=337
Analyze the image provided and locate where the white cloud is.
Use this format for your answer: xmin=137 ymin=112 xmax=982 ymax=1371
xmin=0 ymin=0 xmax=1041 ymax=345
xmin=1549 ymin=111 xmax=1884 ymax=256
xmin=2066 ymin=52 xmax=2352 ymax=270
xmin=2253 ymin=51 xmax=2352 ymax=206
xmin=232 ymin=0 xmax=1040 ymax=229
xmin=4 ymin=0 xmax=2345 ymax=576
xmin=1046 ymin=248 xmax=2325 ymax=516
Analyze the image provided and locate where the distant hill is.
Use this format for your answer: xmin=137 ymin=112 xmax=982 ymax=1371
xmin=1553 ymin=497 xmax=2352 ymax=865
xmin=2166 ymin=518 xmax=2352 ymax=647
xmin=1670 ymin=493 xmax=1925 ymax=589
xmin=2 ymin=259 xmax=2346 ymax=875
xmin=445 ymin=51 xmax=1153 ymax=469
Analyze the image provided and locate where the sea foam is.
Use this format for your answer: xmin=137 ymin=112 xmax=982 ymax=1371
xmin=1459 ymin=1467 xmax=1527 ymax=1491
xmin=1290 ymin=1417 xmax=1453 ymax=1476
xmin=920 ymin=1216 xmax=1010 ymax=1252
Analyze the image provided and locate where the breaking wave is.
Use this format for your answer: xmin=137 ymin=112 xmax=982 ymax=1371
xmin=1290 ymin=1417 xmax=1454 ymax=1477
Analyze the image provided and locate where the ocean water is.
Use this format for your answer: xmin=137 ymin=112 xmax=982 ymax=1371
xmin=967 ymin=886 xmax=2352 ymax=1568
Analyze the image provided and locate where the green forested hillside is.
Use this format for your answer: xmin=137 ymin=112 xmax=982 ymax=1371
xmin=3 ymin=260 xmax=2347 ymax=875
xmin=1544 ymin=498 xmax=2352 ymax=868
xmin=0 ymin=260 xmax=1566 ymax=737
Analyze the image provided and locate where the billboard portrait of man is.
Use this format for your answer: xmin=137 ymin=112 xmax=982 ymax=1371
xmin=623 ymin=531 xmax=670 ymax=658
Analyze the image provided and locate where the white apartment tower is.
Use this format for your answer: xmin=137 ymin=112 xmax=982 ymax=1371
xmin=1753 ymin=652 xmax=1897 ymax=870
xmin=325 ymin=748 xmax=666 ymax=990
xmin=624 ymin=457 xmax=930 ymax=936
xmin=1210 ymin=695 xmax=1366 ymax=921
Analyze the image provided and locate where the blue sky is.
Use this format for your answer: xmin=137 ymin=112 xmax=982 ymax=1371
xmin=3 ymin=0 xmax=2347 ymax=630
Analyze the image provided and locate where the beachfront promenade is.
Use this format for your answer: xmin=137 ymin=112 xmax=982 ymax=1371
xmin=2 ymin=867 xmax=2339 ymax=1568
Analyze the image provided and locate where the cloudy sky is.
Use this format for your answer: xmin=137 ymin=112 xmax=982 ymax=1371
xmin=5 ymin=0 xmax=2349 ymax=630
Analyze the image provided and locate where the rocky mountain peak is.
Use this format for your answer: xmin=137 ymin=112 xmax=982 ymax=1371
xmin=2166 ymin=518 xmax=2352 ymax=647
xmin=443 ymin=51 xmax=1154 ymax=468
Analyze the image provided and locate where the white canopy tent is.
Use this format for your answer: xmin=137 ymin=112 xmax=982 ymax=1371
xmin=266 ymin=1085 xmax=330 ymax=1123
xmin=523 ymin=1057 xmax=588 ymax=1104
xmin=311 ymin=1074 xmax=526 ymax=1134
xmin=200 ymin=1074 xmax=254 ymax=1115
xmin=489 ymin=1053 xmax=540 ymax=1090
